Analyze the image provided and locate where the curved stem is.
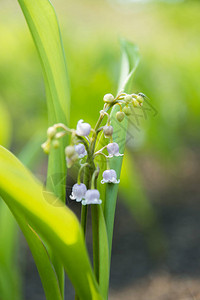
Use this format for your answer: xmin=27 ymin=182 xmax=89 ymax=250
xmin=77 ymin=163 xmax=89 ymax=184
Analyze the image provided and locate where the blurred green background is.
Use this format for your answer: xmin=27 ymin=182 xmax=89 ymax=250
xmin=0 ymin=0 xmax=200 ymax=299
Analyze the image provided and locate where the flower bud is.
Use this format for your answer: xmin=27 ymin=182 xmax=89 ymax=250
xmin=116 ymin=111 xmax=125 ymax=122
xmin=132 ymin=98 xmax=140 ymax=107
xmin=41 ymin=141 xmax=50 ymax=154
xmin=137 ymin=95 xmax=144 ymax=104
xmin=65 ymin=145 xmax=75 ymax=157
xmin=47 ymin=126 xmax=56 ymax=139
xmin=124 ymin=95 xmax=132 ymax=103
xmin=103 ymin=125 xmax=113 ymax=138
xmin=103 ymin=93 xmax=115 ymax=103
xmin=52 ymin=140 xmax=59 ymax=149
xmin=123 ymin=106 xmax=132 ymax=116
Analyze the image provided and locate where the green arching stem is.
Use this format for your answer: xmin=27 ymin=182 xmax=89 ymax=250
xmin=115 ymin=102 xmax=123 ymax=111
xmin=77 ymin=163 xmax=89 ymax=184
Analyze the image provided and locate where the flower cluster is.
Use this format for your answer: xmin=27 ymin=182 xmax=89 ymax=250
xmin=42 ymin=91 xmax=146 ymax=205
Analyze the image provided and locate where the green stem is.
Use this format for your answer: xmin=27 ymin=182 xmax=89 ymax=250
xmin=77 ymin=163 xmax=89 ymax=184
xmin=81 ymin=205 xmax=88 ymax=237
xmin=90 ymin=104 xmax=112 ymax=155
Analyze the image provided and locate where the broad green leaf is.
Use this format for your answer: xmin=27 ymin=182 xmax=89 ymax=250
xmin=5 ymin=204 xmax=63 ymax=300
xmin=17 ymin=134 xmax=63 ymax=300
xmin=17 ymin=0 xmax=71 ymax=291
xmin=0 ymin=201 xmax=21 ymax=300
xmin=0 ymin=102 xmax=21 ymax=300
xmin=104 ymin=39 xmax=140 ymax=260
xmin=0 ymin=146 xmax=103 ymax=300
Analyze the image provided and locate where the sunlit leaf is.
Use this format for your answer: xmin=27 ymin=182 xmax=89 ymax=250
xmin=0 ymin=146 xmax=103 ymax=300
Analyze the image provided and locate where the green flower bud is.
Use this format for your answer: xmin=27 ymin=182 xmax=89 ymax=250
xmin=124 ymin=95 xmax=132 ymax=103
xmin=41 ymin=141 xmax=50 ymax=154
xmin=137 ymin=95 xmax=144 ymax=103
xmin=52 ymin=140 xmax=60 ymax=149
xmin=123 ymin=106 xmax=132 ymax=116
xmin=116 ymin=111 xmax=125 ymax=122
xmin=65 ymin=145 xmax=75 ymax=157
xmin=47 ymin=126 xmax=56 ymax=139
xmin=132 ymin=99 xmax=140 ymax=107
xmin=103 ymin=93 xmax=115 ymax=103
xmin=103 ymin=125 xmax=113 ymax=138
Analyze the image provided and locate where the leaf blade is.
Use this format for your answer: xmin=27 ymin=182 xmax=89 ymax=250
xmin=104 ymin=39 xmax=140 ymax=260
xmin=17 ymin=0 xmax=71 ymax=291
xmin=0 ymin=146 xmax=103 ymax=300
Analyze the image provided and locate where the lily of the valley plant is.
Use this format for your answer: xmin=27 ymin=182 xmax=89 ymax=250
xmin=42 ymin=91 xmax=144 ymax=207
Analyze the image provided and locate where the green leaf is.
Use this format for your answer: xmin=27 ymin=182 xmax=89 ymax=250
xmin=104 ymin=39 xmax=140 ymax=260
xmin=91 ymin=205 xmax=109 ymax=300
xmin=17 ymin=0 xmax=71 ymax=292
xmin=9 ymin=134 xmax=63 ymax=300
xmin=0 ymin=201 xmax=21 ymax=300
xmin=6 ymin=205 xmax=63 ymax=300
xmin=0 ymin=100 xmax=12 ymax=148
xmin=0 ymin=146 xmax=103 ymax=300
xmin=18 ymin=133 xmax=44 ymax=170
xmin=0 ymin=100 xmax=21 ymax=300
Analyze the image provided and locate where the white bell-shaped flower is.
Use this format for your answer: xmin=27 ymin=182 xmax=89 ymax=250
xmin=82 ymin=189 xmax=102 ymax=205
xmin=74 ymin=143 xmax=87 ymax=158
xmin=76 ymin=119 xmax=91 ymax=136
xmin=107 ymin=142 xmax=123 ymax=157
xmin=70 ymin=183 xmax=87 ymax=202
xmin=101 ymin=169 xmax=120 ymax=184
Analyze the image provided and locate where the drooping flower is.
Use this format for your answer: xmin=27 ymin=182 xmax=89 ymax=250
xmin=82 ymin=189 xmax=102 ymax=205
xmin=74 ymin=143 xmax=87 ymax=158
xmin=70 ymin=183 xmax=87 ymax=202
xmin=101 ymin=169 xmax=120 ymax=184
xmin=107 ymin=142 xmax=123 ymax=157
xmin=103 ymin=125 xmax=113 ymax=138
xmin=65 ymin=145 xmax=75 ymax=157
xmin=76 ymin=120 xmax=91 ymax=136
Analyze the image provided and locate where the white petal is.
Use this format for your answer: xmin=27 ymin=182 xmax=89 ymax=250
xmin=70 ymin=193 xmax=76 ymax=200
xmin=76 ymin=197 xmax=82 ymax=202
xmin=101 ymin=179 xmax=107 ymax=184
xmin=115 ymin=152 xmax=124 ymax=157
